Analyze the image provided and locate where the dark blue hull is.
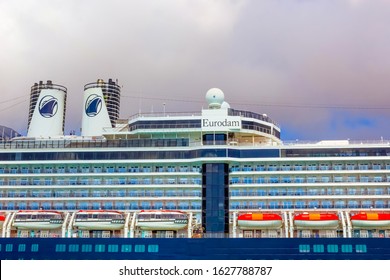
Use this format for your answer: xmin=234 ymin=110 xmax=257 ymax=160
xmin=1 ymin=238 xmax=390 ymax=260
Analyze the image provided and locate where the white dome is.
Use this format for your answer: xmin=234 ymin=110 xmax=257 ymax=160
xmin=221 ymin=101 xmax=230 ymax=109
xmin=206 ymin=88 xmax=224 ymax=109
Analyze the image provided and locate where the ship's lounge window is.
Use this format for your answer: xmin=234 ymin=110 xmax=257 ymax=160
xmin=95 ymin=244 xmax=106 ymax=253
xmin=135 ymin=245 xmax=145 ymax=253
xmin=108 ymin=244 xmax=119 ymax=252
xmin=121 ymin=245 xmax=132 ymax=252
xmin=55 ymin=244 xmax=66 ymax=252
xmin=341 ymin=244 xmax=353 ymax=253
xmin=327 ymin=245 xmax=338 ymax=253
xmin=355 ymin=244 xmax=367 ymax=253
xmin=299 ymin=244 xmax=310 ymax=253
xmin=82 ymin=244 xmax=92 ymax=252
xmin=313 ymin=244 xmax=324 ymax=253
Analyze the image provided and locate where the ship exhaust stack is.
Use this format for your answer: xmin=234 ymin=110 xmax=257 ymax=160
xmin=81 ymin=79 xmax=120 ymax=137
xmin=27 ymin=81 xmax=67 ymax=138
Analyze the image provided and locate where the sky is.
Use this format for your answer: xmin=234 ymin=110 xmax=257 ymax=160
xmin=1 ymin=0 xmax=390 ymax=141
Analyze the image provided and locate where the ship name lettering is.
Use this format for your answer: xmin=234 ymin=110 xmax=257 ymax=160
xmin=202 ymin=118 xmax=240 ymax=128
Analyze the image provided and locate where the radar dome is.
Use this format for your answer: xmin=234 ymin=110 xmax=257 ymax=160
xmin=221 ymin=101 xmax=230 ymax=109
xmin=206 ymin=88 xmax=224 ymax=109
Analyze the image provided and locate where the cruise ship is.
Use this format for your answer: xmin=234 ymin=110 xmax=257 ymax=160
xmin=1 ymin=79 xmax=390 ymax=260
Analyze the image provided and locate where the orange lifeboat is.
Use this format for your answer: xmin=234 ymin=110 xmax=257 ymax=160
xmin=237 ymin=213 xmax=282 ymax=229
xmin=351 ymin=212 xmax=390 ymax=228
xmin=294 ymin=213 xmax=339 ymax=229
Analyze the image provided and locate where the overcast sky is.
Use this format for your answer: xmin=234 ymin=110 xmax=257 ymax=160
xmin=1 ymin=0 xmax=390 ymax=141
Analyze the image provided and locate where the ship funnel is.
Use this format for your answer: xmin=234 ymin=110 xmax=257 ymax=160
xmin=81 ymin=79 xmax=121 ymax=137
xmin=27 ymin=82 xmax=67 ymax=138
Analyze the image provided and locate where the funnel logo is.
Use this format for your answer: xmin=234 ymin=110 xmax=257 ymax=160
xmin=85 ymin=94 xmax=102 ymax=117
xmin=39 ymin=95 xmax=58 ymax=118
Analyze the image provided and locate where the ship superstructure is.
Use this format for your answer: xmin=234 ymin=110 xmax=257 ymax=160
xmin=0 ymin=86 xmax=390 ymax=244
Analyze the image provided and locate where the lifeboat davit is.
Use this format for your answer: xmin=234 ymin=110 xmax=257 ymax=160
xmin=294 ymin=213 xmax=339 ymax=229
xmin=12 ymin=210 xmax=63 ymax=230
xmin=237 ymin=213 xmax=282 ymax=229
xmin=73 ymin=210 xmax=125 ymax=230
xmin=351 ymin=212 xmax=390 ymax=228
xmin=137 ymin=210 xmax=188 ymax=230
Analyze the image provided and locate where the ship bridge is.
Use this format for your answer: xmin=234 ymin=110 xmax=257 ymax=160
xmin=102 ymin=88 xmax=281 ymax=147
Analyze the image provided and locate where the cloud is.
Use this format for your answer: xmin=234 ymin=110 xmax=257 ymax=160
xmin=1 ymin=0 xmax=390 ymax=140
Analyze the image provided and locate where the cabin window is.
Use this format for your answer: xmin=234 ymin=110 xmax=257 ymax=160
xmin=94 ymin=244 xmax=106 ymax=252
xmin=108 ymin=244 xmax=119 ymax=252
xmin=55 ymin=244 xmax=66 ymax=252
xmin=299 ymin=244 xmax=310 ymax=253
xmin=135 ymin=245 xmax=145 ymax=253
xmin=82 ymin=244 xmax=92 ymax=252
xmin=148 ymin=245 xmax=159 ymax=253
xmin=6 ymin=244 xmax=13 ymax=252
xmin=69 ymin=244 xmax=79 ymax=252
xmin=341 ymin=244 xmax=353 ymax=253
xmin=355 ymin=244 xmax=367 ymax=253
xmin=121 ymin=245 xmax=132 ymax=252
xmin=31 ymin=244 xmax=39 ymax=252
xmin=313 ymin=244 xmax=324 ymax=253
xmin=327 ymin=245 xmax=338 ymax=253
